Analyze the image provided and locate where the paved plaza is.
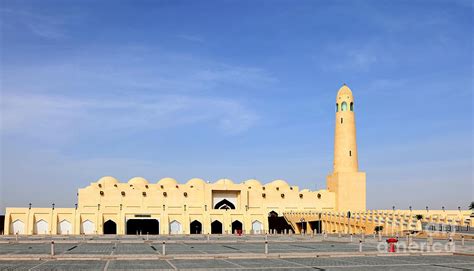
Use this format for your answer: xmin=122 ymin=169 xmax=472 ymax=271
xmin=0 ymin=235 xmax=473 ymax=270
xmin=0 ymin=255 xmax=473 ymax=270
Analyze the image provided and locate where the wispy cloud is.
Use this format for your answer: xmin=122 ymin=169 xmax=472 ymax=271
xmin=0 ymin=8 xmax=66 ymax=39
xmin=317 ymin=45 xmax=379 ymax=72
xmin=176 ymin=34 xmax=205 ymax=43
xmin=0 ymin=93 xmax=260 ymax=141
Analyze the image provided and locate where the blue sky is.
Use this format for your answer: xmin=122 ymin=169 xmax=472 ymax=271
xmin=0 ymin=0 xmax=472 ymax=213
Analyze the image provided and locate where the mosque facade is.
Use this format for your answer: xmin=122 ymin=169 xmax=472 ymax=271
xmin=4 ymin=85 xmax=367 ymax=235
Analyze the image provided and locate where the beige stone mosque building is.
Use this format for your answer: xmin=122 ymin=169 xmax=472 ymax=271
xmin=3 ymin=85 xmax=472 ymax=236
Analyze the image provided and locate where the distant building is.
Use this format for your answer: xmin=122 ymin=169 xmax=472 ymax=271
xmin=3 ymin=85 xmax=367 ymax=235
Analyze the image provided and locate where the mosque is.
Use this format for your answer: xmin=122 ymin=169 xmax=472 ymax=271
xmin=6 ymin=85 xmax=468 ymax=236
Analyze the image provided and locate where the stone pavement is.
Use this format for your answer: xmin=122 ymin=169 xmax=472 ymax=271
xmin=0 ymin=255 xmax=473 ymax=270
xmin=0 ymin=235 xmax=473 ymax=270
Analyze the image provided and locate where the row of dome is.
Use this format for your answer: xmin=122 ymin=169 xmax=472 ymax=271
xmin=97 ymin=176 xmax=294 ymax=188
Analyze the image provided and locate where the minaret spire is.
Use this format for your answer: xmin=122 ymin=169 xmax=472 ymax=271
xmin=327 ymin=84 xmax=366 ymax=212
xmin=333 ymin=84 xmax=358 ymax=173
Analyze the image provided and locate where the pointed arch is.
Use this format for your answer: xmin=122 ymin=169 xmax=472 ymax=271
xmin=211 ymin=220 xmax=223 ymax=234
xmin=58 ymin=220 xmax=72 ymax=235
xmin=169 ymin=220 xmax=182 ymax=234
xmin=252 ymin=220 xmax=263 ymax=234
xmin=350 ymin=102 xmax=354 ymax=111
xmin=81 ymin=220 xmax=95 ymax=235
xmin=11 ymin=219 xmax=25 ymax=235
xmin=104 ymin=220 xmax=117 ymax=234
xmin=231 ymin=220 xmax=243 ymax=234
xmin=336 ymin=103 xmax=339 ymax=112
xmin=214 ymin=199 xmax=235 ymax=210
xmin=341 ymin=101 xmax=348 ymax=111
xmin=190 ymin=220 xmax=202 ymax=234
xmin=268 ymin=211 xmax=278 ymax=217
xmin=34 ymin=219 xmax=49 ymax=235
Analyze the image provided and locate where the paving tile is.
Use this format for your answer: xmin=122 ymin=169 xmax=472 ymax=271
xmin=107 ymin=260 xmax=173 ymax=270
xmin=31 ymin=260 xmax=106 ymax=270
xmin=0 ymin=260 xmax=44 ymax=270
xmin=227 ymin=258 xmax=301 ymax=268
xmin=169 ymin=259 xmax=239 ymax=269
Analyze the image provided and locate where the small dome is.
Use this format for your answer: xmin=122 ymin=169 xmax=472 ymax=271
xmin=128 ymin=177 xmax=149 ymax=185
xmin=337 ymin=84 xmax=353 ymax=100
xmin=215 ymin=178 xmax=234 ymax=185
xmin=268 ymin=179 xmax=289 ymax=187
xmin=244 ymin=179 xmax=262 ymax=187
xmin=186 ymin=178 xmax=205 ymax=186
xmin=157 ymin=177 xmax=178 ymax=186
xmin=97 ymin=176 xmax=119 ymax=185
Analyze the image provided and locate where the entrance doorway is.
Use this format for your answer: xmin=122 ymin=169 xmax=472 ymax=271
xmin=190 ymin=220 xmax=202 ymax=234
xmin=211 ymin=220 xmax=222 ymax=234
xmin=126 ymin=219 xmax=159 ymax=235
xmin=103 ymin=220 xmax=117 ymax=234
xmin=309 ymin=221 xmax=322 ymax=233
xmin=231 ymin=220 xmax=243 ymax=234
xmin=268 ymin=211 xmax=293 ymax=234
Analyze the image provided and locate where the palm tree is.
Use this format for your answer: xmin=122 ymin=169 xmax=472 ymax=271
xmin=469 ymin=202 xmax=474 ymax=210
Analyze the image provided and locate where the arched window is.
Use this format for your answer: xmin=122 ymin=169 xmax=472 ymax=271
xmin=341 ymin=102 xmax=347 ymax=111
xmin=350 ymin=102 xmax=354 ymax=111
xmin=335 ymin=103 xmax=339 ymax=112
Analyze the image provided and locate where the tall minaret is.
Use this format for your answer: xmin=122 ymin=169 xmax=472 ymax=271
xmin=334 ymin=84 xmax=358 ymax=173
xmin=327 ymin=84 xmax=366 ymax=212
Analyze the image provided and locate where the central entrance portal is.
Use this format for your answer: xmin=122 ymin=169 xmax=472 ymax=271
xmin=126 ymin=219 xmax=159 ymax=235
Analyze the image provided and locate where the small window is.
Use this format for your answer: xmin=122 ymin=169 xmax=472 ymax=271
xmin=341 ymin=102 xmax=347 ymax=111
xmin=349 ymin=150 xmax=352 ymax=156
xmin=336 ymin=103 xmax=339 ymax=112
xmin=350 ymin=102 xmax=354 ymax=111
xmin=341 ymin=118 xmax=343 ymax=124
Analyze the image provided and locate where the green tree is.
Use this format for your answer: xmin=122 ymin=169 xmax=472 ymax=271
xmin=469 ymin=201 xmax=474 ymax=210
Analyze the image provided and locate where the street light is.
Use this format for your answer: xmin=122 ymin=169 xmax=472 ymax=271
xmin=52 ymin=203 xmax=55 ymax=210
